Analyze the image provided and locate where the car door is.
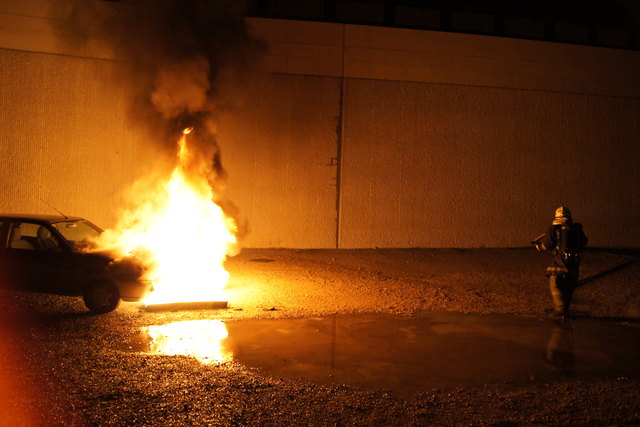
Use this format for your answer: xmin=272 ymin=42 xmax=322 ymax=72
xmin=2 ymin=221 xmax=77 ymax=294
xmin=0 ymin=220 xmax=10 ymax=289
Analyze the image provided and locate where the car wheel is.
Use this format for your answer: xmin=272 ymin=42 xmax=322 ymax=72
xmin=83 ymin=278 xmax=120 ymax=314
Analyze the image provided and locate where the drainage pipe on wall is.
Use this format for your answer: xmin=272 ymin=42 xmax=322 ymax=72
xmin=334 ymin=24 xmax=346 ymax=249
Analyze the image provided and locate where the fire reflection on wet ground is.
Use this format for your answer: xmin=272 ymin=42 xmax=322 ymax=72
xmin=129 ymin=313 xmax=640 ymax=394
xmin=141 ymin=320 xmax=231 ymax=364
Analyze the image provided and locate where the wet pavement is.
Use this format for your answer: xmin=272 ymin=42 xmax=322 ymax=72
xmin=128 ymin=312 xmax=640 ymax=395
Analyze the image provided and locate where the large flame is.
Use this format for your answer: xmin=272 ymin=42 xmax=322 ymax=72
xmin=98 ymin=128 xmax=236 ymax=305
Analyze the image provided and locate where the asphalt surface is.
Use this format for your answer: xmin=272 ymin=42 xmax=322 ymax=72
xmin=1 ymin=248 xmax=639 ymax=425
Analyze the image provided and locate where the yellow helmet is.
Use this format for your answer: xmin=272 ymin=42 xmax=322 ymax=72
xmin=555 ymin=206 xmax=571 ymax=219
xmin=554 ymin=206 xmax=572 ymax=225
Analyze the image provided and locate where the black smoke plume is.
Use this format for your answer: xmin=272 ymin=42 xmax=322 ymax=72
xmin=61 ymin=0 xmax=265 ymax=235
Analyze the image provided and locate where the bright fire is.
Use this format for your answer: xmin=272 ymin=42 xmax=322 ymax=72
xmin=97 ymin=128 xmax=236 ymax=305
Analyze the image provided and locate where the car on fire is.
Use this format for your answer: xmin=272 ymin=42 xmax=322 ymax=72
xmin=0 ymin=214 xmax=151 ymax=314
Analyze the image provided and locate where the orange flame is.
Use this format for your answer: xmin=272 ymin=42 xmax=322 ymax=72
xmin=97 ymin=128 xmax=236 ymax=305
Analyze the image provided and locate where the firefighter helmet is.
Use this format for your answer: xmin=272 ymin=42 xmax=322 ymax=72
xmin=555 ymin=206 xmax=571 ymax=219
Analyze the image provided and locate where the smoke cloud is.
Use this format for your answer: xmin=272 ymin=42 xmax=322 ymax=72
xmin=61 ymin=0 xmax=265 ymax=236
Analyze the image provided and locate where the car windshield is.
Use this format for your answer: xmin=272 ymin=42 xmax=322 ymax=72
xmin=52 ymin=220 xmax=102 ymax=247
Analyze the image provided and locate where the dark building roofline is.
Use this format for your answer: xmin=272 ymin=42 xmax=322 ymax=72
xmin=244 ymin=0 xmax=640 ymax=50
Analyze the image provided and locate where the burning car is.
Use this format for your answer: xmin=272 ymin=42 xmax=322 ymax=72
xmin=0 ymin=214 xmax=151 ymax=314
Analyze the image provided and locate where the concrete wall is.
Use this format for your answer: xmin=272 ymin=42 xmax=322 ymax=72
xmin=0 ymin=48 xmax=149 ymax=228
xmin=248 ymin=18 xmax=640 ymax=248
xmin=250 ymin=18 xmax=640 ymax=98
xmin=1 ymin=2 xmax=639 ymax=248
xmin=218 ymin=73 xmax=340 ymax=248
xmin=340 ymin=79 xmax=640 ymax=248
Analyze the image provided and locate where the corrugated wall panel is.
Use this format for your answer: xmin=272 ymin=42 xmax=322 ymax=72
xmin=0 ymin=49 xmax=148 ymax=229
xmin=218 ymin=74 xmax=340 ymax=248
xmin=339 ymin=78 xmax=640 ymax=248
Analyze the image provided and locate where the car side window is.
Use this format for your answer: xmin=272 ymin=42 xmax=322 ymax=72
xmin=8 ymin=223 xmax=34 ymax=250
xmin=8 ymin=222 xmax=61 ymax=251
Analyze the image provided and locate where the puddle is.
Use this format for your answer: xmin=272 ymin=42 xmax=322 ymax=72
xmin=127 ymin=313 xmax=640 ymax=393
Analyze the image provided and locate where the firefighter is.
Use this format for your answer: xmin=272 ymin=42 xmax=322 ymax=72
xmin=534 ymin=206 xmax=588 ymax=316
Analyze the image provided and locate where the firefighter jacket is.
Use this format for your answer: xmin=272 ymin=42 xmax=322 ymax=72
xmin=539 ymin=222 xmax=588 ymax=276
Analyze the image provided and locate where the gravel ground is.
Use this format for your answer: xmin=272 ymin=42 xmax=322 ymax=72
xmin=1 ymin=248 xmax=639 ymax=425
